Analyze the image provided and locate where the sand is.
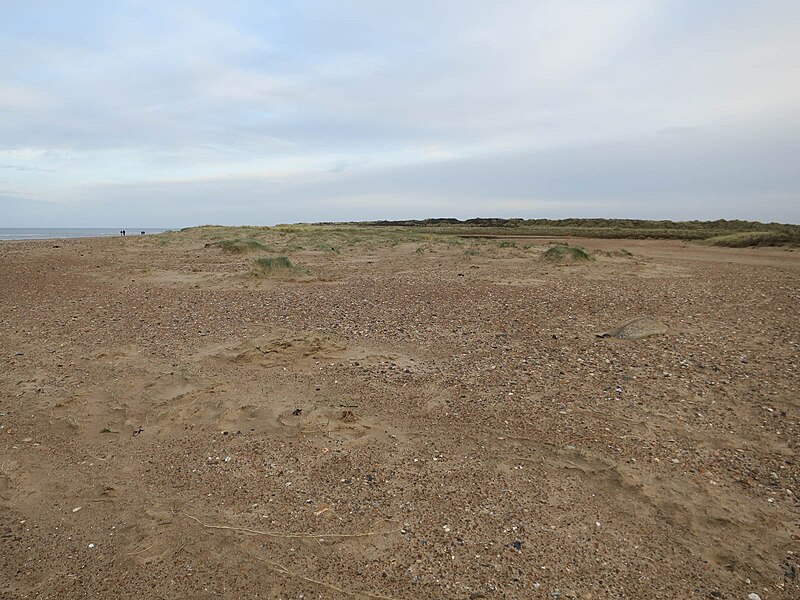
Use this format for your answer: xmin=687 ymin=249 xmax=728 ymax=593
xmin=0 ymin=231 xmax=798 ymax=599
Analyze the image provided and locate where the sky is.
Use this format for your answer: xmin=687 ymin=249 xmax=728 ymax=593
xmin=1 ymin=0 xmax=799 ymax=227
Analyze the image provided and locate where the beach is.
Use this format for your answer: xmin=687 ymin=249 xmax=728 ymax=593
xmin=0 ymin=229 xmax=168 ymax=241
xmin=1 ymin=228 xmax=797 ymax=599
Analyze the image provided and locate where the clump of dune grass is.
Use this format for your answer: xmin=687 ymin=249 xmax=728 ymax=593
xmin=313 ymin=242 xmax=339 ymax=253
xmin=598 ymin=248 xmax=633 ymax=258
xmin=703 ymin=231 xmax=799 ymax=247
xmin=252 ymin=256 xmax=306 ymax=277
xmin=210 ymin=238 xmax=272 ymax=253
xmin=498 ymin=240 xmax=517 ymax=248
xmin=542 ymin=245 xmax=592 ymax=262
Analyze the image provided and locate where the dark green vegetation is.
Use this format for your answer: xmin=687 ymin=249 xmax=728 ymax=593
xmin=543 ymin=245 xmax=592 ymax=262
xmin=341 ymin=218 xmax=799 ymax=244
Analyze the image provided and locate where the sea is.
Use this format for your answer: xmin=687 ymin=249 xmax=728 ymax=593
xmin=0 ymin=228 xmax=170 ymax=240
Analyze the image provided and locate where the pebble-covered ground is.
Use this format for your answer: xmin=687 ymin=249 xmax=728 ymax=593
xmin=0 ymin=229 xmax=797 ymax=599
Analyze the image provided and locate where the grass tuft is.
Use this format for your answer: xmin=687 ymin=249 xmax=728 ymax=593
xmin=211 ymin=238 xmax=272 ymax=253
xmin=542 ymin=245 xmax=592 ymax=262
xmin=313 ymin=243 xmax=339 ymax=253
xmin=598 ymin=248 xmax=633 ymax=258
xmin=252 ymin=256 xmax=306 ymax=277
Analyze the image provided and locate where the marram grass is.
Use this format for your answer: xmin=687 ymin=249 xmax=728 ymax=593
xmin=252 ymin=256 xmax=306 ymax=277
xmin=542 ymin=245 xmax=592 ymax=261
xmin=211 ymin=238 xmax=272 ymax=253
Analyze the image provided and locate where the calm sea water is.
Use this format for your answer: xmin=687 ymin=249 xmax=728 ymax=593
xmin=0 ymin=228 xmax=169 ymax=240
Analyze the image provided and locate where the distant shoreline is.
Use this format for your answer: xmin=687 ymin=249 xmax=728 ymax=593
xmin=0 ymin=228 xmax=170 ymax=241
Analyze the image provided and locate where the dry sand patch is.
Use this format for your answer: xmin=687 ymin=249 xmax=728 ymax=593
xmin=0 ymin=232 xmax=797 ymax=599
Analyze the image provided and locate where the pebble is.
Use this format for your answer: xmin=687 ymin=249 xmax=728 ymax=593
xmin=747 ymin=594 xmax=761 ymax=600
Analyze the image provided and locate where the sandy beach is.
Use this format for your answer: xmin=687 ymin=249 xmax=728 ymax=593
xmin=1 ymin=229 xmax=797 ymax=599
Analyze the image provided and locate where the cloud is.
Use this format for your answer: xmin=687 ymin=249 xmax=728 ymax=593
xmin=1 ymin=1 xmax=799 ymax=225
xmin=1 ymin=164 xmax=56 ymax=172
xmin=29 ymin=114 xmax=791 ymax=227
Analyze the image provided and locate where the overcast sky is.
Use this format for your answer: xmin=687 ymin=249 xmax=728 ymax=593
xmin=1 ymin=1 xmax=799 ymax=227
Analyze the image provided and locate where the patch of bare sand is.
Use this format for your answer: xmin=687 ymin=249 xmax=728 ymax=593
xmin=0 ymin=233 xmax=797 ymax=599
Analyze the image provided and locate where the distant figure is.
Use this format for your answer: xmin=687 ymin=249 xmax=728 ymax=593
xmin=121 ymin=230 xmax=126 ymax=236
xmin=141 ymin=230 xmax=145 ymax=235
xmin=120 ymin=230 xmax=123 ymax=236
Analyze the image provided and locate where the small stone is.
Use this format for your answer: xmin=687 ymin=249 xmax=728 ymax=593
xmin=88 ymin=543 xmax=95 ymax=549
xmin=72 ymin=507 xmax=82 ymax=513
xmin=748 ymin=594 xmax=761 ymax=600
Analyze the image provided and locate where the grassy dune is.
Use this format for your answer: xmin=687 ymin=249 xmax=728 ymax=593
xmin=252 ymin=256 xmax=306 ymax=277
xmin=703 ymin=231 xmax=800 ymax=247
xmin=184 ymin=218 xmax=799 ymax=249
xmin=209 ymin=238 xmax=273 ymax=253
xmin=542 ymin=245 xmax=592 ymax=261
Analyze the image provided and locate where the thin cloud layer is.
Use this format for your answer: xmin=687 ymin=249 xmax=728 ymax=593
xmin=1 ymin=1 xmax=798 ymax=226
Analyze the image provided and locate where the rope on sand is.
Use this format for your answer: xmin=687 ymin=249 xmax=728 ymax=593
xmin=178 ymin=511 xmax=402 ymax=599
xmin=178 ymin=511 xmax=402 ymax=539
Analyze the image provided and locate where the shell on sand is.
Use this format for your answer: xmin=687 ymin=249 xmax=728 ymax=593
xmin=596 ymin=317 xmax=668 ymax=340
